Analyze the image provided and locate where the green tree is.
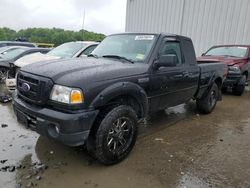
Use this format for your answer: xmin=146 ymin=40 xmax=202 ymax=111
xmin=0 ymin=27 xmax=106 ymax=46
xmin=0 ymin=29 xmax=7 ymax=40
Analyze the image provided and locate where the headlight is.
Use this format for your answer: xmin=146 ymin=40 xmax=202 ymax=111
xmin=50 ymin=85 xmax=84 ymax=104
xmin=228 ymin=65 xmax=241 ymax=73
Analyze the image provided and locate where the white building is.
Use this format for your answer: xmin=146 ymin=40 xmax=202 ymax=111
xmin=125 ymin=0 xmax=250 ymax=56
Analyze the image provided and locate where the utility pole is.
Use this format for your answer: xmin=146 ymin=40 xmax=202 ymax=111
xmin=82 ymin=9 xmax=85 ymax=40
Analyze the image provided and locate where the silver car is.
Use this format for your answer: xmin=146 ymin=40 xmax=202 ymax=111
xmin=5 ymin=41 xmax=99 ymax=92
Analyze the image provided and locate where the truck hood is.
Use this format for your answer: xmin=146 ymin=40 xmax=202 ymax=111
xmin=21 ymin=57 xmax=148 ymax=86
xmin=14 ymin=53 xmax=60 ymax=67
xmin=197 ymin=55 xmax=247 ymax=66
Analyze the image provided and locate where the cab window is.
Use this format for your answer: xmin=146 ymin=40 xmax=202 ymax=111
xmin=159 ymin=41 xmax=183 ymax=65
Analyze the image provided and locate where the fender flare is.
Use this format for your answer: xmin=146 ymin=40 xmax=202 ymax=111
xmin=205 ymin=73 xmax=222 ymax=100
xmin=90 ymin=82 xmax=149 ymax=118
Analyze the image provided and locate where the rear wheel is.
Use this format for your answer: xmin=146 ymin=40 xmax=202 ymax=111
xmin=196 ymin=83 xmax=219 ymax=114
xmin=232 ymin=75 xmax=246 ymax=96
xmin=91 ymin=105 xmax=138 ymax=165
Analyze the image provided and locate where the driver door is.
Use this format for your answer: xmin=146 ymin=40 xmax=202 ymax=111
xmin=148 ymin=38 xmax=187 ymax=111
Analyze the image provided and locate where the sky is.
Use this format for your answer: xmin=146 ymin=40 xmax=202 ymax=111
xmin=0 ymin=0 xmax=127 ymax=35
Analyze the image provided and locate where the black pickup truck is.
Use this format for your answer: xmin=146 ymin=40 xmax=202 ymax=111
xmin=13 ymin=33 xmax=227 ymax=165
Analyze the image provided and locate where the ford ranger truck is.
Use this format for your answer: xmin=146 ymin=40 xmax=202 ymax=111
xmin=198 ymin=45 xmax=250 ymax=95
xmin=13 ymin=33 xmax=227 ymax=165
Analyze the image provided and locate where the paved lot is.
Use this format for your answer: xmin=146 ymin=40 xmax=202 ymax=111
xmin=1 ymin=85 xmax=250 ymax=188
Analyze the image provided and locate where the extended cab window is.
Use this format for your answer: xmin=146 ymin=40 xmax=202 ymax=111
xmin=159 ymin=41 xmax=183 ymax=65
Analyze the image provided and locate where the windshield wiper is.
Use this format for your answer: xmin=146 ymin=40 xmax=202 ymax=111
xmin=224 ymin=55 xmax=239 ymax=58
xmin=102 ymin=55 xmax=134 ymax=64
xmin=87 ymin=54 xmax=99 ymax=58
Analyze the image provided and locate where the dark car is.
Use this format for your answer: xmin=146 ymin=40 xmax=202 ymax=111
xmin=0 ymin=47 xmax=50 ymax=81
xmin=0 ymin=41 xmax=37 ymax=48
xmin=198 ymin=45 xmax=250 ymax=95
xmin=13 ymin=33 xmax=227 ymax=165
xmin=0 ymin=46 xmax=19 ymax=54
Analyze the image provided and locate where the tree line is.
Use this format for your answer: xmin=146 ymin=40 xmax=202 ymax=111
xmin=0 ymin=27 xmax=106 ymax=46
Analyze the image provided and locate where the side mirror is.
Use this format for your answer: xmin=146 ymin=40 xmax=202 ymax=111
xmin=154 ymin=54 xmax=178 ymax=69
xmin=201 ymin=53 xmax=205 ymax=56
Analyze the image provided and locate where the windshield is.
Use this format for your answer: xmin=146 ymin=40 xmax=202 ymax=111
xmin=91 ymin=34 xmax=156 ymax=62
xmin=47 ymin=42 xmax=87 ymax=58
xmin=0 ymin=48 xmax=27 ymax=60
xmin=205 ymin=46 xmax=248 ymax=58
xmin=0 ymin=46 xmax=12 ymax=54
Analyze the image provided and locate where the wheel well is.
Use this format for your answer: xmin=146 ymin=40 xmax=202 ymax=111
xmin=102 ymin=95 xmax=143 ymax=119
xmin=214 ymin=77 xmax=223 ymax=89
xmin=243 ymin=71 xmax=248 ymax=79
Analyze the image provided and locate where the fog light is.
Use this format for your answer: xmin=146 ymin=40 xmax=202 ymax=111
xmin=48 ymin=124 xmax=60 ymax=138
xmin=55 ymin=125 xmax=60 ymax=134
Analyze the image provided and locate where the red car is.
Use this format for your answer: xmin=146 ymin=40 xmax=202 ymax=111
xmin=198 ymin=45 xmax=250 ymax=95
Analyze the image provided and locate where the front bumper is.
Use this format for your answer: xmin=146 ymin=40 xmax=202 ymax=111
xmin=13 ymin=94 xmax=99 ymax=146
xmin=223 ymin=72 xmax=242 ymax=87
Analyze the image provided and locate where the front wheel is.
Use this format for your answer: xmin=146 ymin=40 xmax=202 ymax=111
xmin=196 ymin=83 xmax=219 ymax=114
xmin=232 ymin=75 xmax=246 ymax=96
xmin=93 ymin=105 xmax=138 ymax=165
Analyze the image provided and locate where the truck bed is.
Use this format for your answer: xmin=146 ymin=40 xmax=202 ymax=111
xmin=196 ymin=62 xmax=227 ymax=99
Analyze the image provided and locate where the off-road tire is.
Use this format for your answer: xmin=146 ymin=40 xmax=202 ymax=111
xmin=196 ymin=83 xmax=219 ymax=114
xmin=232 ymin=75 xmax=246 ymax=96
xmin=93 ymin=105 xmax=138 ymax=165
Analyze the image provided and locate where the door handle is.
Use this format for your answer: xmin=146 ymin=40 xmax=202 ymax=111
xmin=173 ymin=74 xmax=184 ymax=79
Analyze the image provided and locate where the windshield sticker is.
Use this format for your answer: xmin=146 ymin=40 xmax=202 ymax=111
xmin=135 ymin=35 xmax=154 ymax=40
xmin=136 ymin=54 xmax=145 ymax=60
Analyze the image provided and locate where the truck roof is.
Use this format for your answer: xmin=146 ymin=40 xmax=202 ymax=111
xmin=110 ymin=32 xmax=175 ymax=36
xmin=109 ymin=32 xmax=191 ymax=41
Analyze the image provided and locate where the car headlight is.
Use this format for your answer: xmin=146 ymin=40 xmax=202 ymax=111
xmin=50 ymin=85 xmax=84 ymax=104
xmin=228 ymin=65 xmax=241 ymax=73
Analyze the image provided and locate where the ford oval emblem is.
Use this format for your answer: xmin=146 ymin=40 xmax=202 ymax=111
xmin=21 ymin=83 xmax=30 ymax=92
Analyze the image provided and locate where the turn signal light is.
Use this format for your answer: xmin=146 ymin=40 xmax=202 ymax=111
xmin=70 ymin=90 xmax=83 ymax=104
